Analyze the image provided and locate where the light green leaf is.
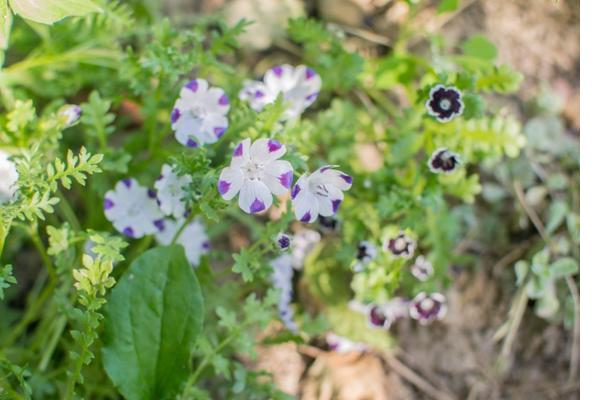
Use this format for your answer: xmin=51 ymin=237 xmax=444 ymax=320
xmin=437 ymin=0 xmax=459 ymax=14
xmin=0 ymin=0 xmax=12 ymax=51
xmin=546 ymin=200 xmax=569 ymax=235
xmin=102 ymin=246 xmax=204 ymax=400
xmin=8 ymin=0 xmax=102 ymax=25
xmin=461 ymin=35 xmax=498 ymax=61
xmin=549 ymin=257 xmax=578 ymax=278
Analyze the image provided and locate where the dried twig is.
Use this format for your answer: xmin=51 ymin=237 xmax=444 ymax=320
xmin=381 ymin=353 xmax=456 ymax=400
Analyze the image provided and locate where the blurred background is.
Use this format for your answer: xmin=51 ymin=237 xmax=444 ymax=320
xmin=149 ymin=1 xmax=581 ymax=399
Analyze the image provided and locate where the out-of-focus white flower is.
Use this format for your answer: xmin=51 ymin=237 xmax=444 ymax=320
xmin=154 ymin=164 xmax=192 ymax=219
xmin=58 ymin=104 xmax=82 ymax=127
xmin=239 ymin=64 xmax=321 ymax=120
xmin=271 ymin=254 xmax=297 ymax=331
xmin=409 ymin=292 xmax=447 ymax=325
xmin=0 ymin=151 xmax=18 ymax=204
xmin=384 ymin=230 xmax=416 ymax=259
xmin=218 ymin=138 xmax=293 ymax=214
xmin=291 ymin=229 xmax=321 ymax=269
xmin=353 ymin=240 xmax=377 ymax=271
xmin=103 ymin=178 xmax=164 ymax=239
xmin=291 ymin=166 xmax=352 ymax=223
xmin=411 ymin=255 xmax=434 ymax=281
xmin=171 ymin=79 xmax=230 ymax=147
xmin=426 ymin=84 xmax=464 ymax=122
xmin=326 ymin=333 xmax=368 ymax=353
xmin=428 ymin=148 xmax=461 ymax=174
xmin=154 ymin=218 xmax=210 ymax=267
xmin=350 ymin=298 xmax=410 ymax=330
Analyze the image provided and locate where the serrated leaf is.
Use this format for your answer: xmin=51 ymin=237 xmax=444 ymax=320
xmin=102 ymin=246 xmax=204 ymax=400
xmin=9 ymin=0 xmax=102 ymax=25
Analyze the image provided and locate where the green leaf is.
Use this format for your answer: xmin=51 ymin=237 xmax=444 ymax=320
xmin=102 ymin=246 xmax=204 ymax=400
xmin=545 ymin=200 xmax=569 ymax=235
xmin=549 ymin=257 xmax=578 ymax=278
xmin=461 ymin=35 xmax=498 ymax=61
xmin=437 ymin=0 xmax=460 ymax=13
xmin=8 ymin=0 xmax=102 ymax=25
xmin=0 ymin=0 xmax=12 ymax=51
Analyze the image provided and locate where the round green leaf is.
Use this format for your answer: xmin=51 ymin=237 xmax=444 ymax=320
xmin=102 ymin=246 xmax=204 ymax=400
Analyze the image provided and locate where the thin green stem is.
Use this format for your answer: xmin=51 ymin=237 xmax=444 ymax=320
xmin=171 ymin=212 xmax=195 ymax=245
xmin=56 ymin=190 xmax=82 ymax=232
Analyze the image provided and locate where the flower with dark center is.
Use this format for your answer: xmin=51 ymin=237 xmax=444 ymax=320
xmin=353 ymin=240 xmax=377 ymax=272
xmin=276 ymin=233 xmax=292 ymax=250
xmin=367 ymin=305 xmax=391 ymax=329
xmin=428 ymin=148 xmax=461 ymax=174
xmin=385 ymin=231 xmax=416 ymax=259
xmin=409 ymin=292 xmax=447 ymax=325
xmin=426 ymin=84 xmax=464 ymax=122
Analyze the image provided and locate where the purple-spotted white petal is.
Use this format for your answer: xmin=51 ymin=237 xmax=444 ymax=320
xmin=0 ymin=151 xmax=19 ymax=204
xmin=103 ymin=178 xmax=165 ymax=238
xmin=172 ymin=79 xmax=230 ymax=147
xmin=291 ymin=166 xmax=352 ymax=223
xmin=411 ymin=255 xmax=434 ymax=281
xmin=154 ymin=164 xmax=192 ymax=219
xmin=218 ymin=138 xmax=293 ymax=215
xmin=239 ymin=64 xmax=322 ymax=120
xmin=409 ymin=292 xmax=447 ymax=325
xmin=154 ymin=217 xmax=209 ymax=267
xmin=275 ymin=232 xmax=292 ymax=251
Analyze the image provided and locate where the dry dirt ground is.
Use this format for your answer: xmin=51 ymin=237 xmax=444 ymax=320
xmin=167 ymin=1 xmax=579 ymax=398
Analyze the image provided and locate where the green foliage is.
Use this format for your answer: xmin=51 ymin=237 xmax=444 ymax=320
xmin=0 ymin=264 xmax=16 ymax=299
xmin=461 ymin=34 xmax=498 ymax=61
xmin=102 ymin=246 xmax=204 ymax=400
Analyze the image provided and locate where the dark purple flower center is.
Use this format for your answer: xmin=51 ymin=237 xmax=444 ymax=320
xmin=369 ymin=306 xmax=387 ymax=327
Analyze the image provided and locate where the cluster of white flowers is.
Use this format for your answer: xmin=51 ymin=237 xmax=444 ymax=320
xmin=103 ymin=164 xmax=209 ymax=267
xmin=0 ymin=151 xmax=19 ymax=204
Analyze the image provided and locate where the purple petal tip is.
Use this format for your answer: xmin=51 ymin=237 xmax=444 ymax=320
xmin=153 ymin=220 xmax=165 ymax=231
xmin=300 ymin=212 xmax=312 ymax=223
xmin=103 ymin=198 xmax=114 ymax=210
xmin=291 ymin=184 xmax=300 ymax=199
xmin=249 ymin=198 xmax=266 ymax=214
xmin=278 ymin=171 xmax=293 ymax=189
xmin=267 ymin=139 xmax=282 ymax=153
xmin=185 ymin=80 xmax=199 ymax=92
xmin=123 ymin=227 xmax=134 ymax=237
xmin=186 ymin=138 xmax=198 ymax=148
xmin=218 ymin=94 xmax=229 ymax=106
xmin=171 ymin=108 xmax=181 ymax=124
xmin=218 ymin=180 xmax=231 ymax=195
xmin=233 ymin=142 xmax=244 ymax=157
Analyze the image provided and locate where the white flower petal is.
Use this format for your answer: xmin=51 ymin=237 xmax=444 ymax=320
xmin=250 ymin=138 xmax=286 ymax=163
xmin=262 ymin=160 xmax=294 ymax=195
xmin=218 ymin=166 xmax=244 ymax=201
xmin=311 ymin=166 xmax=353 ymax=191
xmin=154 ymin=164 xmax=192 ymax=218
xmin=264 ymin=64 xmax=298 ymax=93
xmin=155 ymin=218 xmax=209 ymax=267
xmin=315 ymin=184 xmax=344 ymax=217
xmin=0 ymin=151 xmax=19 ymax=204
xmin=238 ymin=179 xmax=273 ymax=214
xmin=292 ymin=189 xmax=319 ymax=223
xmin=231 ymin=138 xmax=251 ymax=167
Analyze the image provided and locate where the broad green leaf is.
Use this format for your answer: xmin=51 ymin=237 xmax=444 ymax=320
xmin=545 ymin=200 xmax=569 ymax=234
xmin=461 ymin=35 xmax=498 ymax=61
xmin=102 ymin=246 xmax=204 ymax=400
xmin=437 ymin=0 xmax=460 ymax=13
xmin=8 ymin=0 xmax=102 ymax=25
xmin=549 ymin=257 xmax=578 ymax=278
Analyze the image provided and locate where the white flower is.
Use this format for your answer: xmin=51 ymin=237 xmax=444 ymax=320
xmin=409 ymin=292 xmax=447 ymax=325
xmin=291 ymin=166 xmax=352 ymax=223
xmin=354 ymin=240 xmax=377 ymax=271
xmin=154 ymin=218 xmax=210 ymax=267
xmin=239 ymin=64 xmax=321 ymax=120
xmin=428 ymin=148 xmax=461 ymax=174
xmin=291 ymin=229 xmax=321 ymax=269
xmin=326 ymin=333 xmax=368 ymax=353
xmin=426 ymin=84 xmax=464 ymax=123
xmin=217 ymin=138 xmax=293 ymax=214
xmin=171 ymin=79 xmax=230 ymax=148
xmin=58 ymin=104 xmax=82 ymax=127
xmin=411 ymin=255 xmax=434 ymax=281
xmin=103 ymin=178 xmax=165 ymax=239
xmin=270 ymin=254 xmax=297 ymax=331
xmin=0 ymin=151 xmax=18 ymax=204
xmin=154 ymin=164 xmax=192 ymax=218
